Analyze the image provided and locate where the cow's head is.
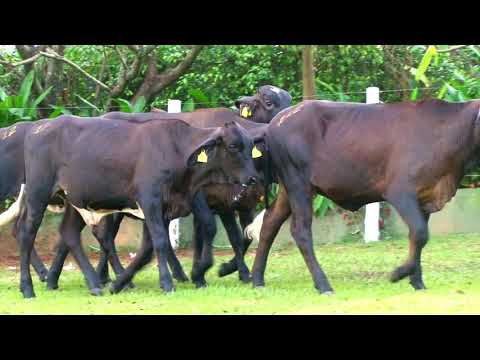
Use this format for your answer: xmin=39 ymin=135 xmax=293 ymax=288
xmin=187 ymin=121 xmax=261 ymax=192
xmin=234 ymin=85 xmax=292 ymax=124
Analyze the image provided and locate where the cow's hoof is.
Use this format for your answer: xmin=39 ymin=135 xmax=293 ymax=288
xmin=125 ymin=282 xmax=136 ymax=289
xmin=390 ymin=265 xmax=413 ymax=283
xmin=321 ymin=290 xmax=335 ymax=296
xmin=239 ymin=273 xmax=252 ymax=284
xmin=38 ymin=272 xmax=48 ymax=283
xmin=109 ymin=282 xmax=122 ymax=294
xmin=21 ymin=289 xmax=36 ymax=299
xmin=162 ymin=286 xmax=176 ymax=294
xmin=90 ymin=287 xmax=103 ymax=296
xmin=173 ymin=273 xmax=189 ymax=283
xmin=46 ymin=282 xmax=59 ymax=290
xmin=218 ymin=262 xmax=235 ymax=277
xmin=194 ymin=280 xmax=208 ymax=289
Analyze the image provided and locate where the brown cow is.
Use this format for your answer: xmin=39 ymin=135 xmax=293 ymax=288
xmin=247 ymin=99 xmax=480 ymax=294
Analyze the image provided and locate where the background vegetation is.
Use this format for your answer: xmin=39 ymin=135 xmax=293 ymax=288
xmin=1 ymin=45 xmax=480 ymax=224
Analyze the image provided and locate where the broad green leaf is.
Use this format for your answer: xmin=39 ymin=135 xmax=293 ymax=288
xmin=415 ymin=45 xmax=437 ymax=82
xmin=182 ymin=98 xmax=195 ymax=112
xmin=19 ymin=70 xmax=34 ymax=108
xmin=115 ymin=98 xmax=133 ymax=113
xmin=437 ymin=83 xmax=448 ymax=99
xmin=28 ymin=86 xmax=52 ymax=118
xmin=132 ymin=96 xmax=146 ymax=113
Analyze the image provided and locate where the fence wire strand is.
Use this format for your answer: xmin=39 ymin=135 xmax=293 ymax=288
xmin=1 ymin=86 xmax=446 ymax=110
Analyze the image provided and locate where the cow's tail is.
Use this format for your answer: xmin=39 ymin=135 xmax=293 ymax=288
xmin=0 ymin=184 xmax=25 ymax=227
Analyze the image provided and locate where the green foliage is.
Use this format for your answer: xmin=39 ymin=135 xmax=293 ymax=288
xmin=115 ymin=96 xmax=147 ymax=113
xmin=0 ymin=70 xmax=52 ymax=127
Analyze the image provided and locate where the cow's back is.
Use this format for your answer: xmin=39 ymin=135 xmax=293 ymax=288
xmin=267 ymin=99 xmax=480 ymax=212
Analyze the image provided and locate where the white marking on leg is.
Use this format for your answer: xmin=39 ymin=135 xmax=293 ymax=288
xmin=0 ymin=184 xmax=25 ymax=227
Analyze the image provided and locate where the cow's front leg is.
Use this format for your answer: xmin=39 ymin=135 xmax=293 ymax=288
xmin=12 ymin=220 xmax=48 ymax=282
xmin=387 ymin=193 xmax=429 ymax=290
xmin=251 ymin=184 xmax=291 ymax=288
xmin=140 ymin=198 xmax=174 ymax=293
xmin=218 ymin=209 xmax=254 ymax=278
xmin=219 ymin=211 xmax=251 ymax=283
xmin=190 ymin=192 xmax=216 ymax=288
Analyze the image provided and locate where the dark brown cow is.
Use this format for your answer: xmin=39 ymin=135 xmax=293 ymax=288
xmin=247 ymin=99 xmax=480 ymax=294
xmin=15 ymin=115 xmax=260 ymax=298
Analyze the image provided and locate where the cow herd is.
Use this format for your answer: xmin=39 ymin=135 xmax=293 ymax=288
xmin=1 ymin=84 xmax=479 ymax=299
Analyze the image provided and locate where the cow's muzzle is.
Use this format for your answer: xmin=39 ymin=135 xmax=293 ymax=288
xmin=232 ymin=177 xmax=257 ymax=204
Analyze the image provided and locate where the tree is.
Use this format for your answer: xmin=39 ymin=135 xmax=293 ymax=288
xmin=302 ymin=45 xmax=316 ymax=100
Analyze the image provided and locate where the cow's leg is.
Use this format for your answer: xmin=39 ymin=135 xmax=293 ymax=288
xmin=190 ymin=192 xmax=217 ymax=288
xmin=288 ymin=186 xmax=333 ymax=294
xmin=251 ymin=184 xmax=291 ymax=288
xmin=91 ymin=214 xmax=129 ymax=286
xmin=60 ymin=205 xmax=103 ymax=295
xmin=387 ymin=194 xmax=429 ymax=290
xmin=218 ymin=209 xmax=254 ymax=277
xmin=17 ymin=188 xmax=50 ymax=298
xmin=218 ymin=211 xmax=251 ymax=283
xmin=12 ymin=220 xmax=48 ymax=282
xmin=110 ymin=223 xmax=153 ymax=294
xmin=46 ymin=240 xmax=69 ymax=290
xmin=164 ymin=220 xmax=189 ymax=282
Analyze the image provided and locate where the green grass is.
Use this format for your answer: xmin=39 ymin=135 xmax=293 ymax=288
xmin=1 ymin=234 xmax=480 ymax=314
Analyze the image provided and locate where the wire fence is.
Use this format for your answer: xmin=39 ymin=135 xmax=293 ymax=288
xmin=0 ymin=86 xmax=447 ymax=111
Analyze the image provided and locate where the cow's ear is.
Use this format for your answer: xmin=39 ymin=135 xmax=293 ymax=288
xmin=252 ymin=133 xmax=267 ymax=158
xmin=187 ymin=137 xmax=221 ymax=167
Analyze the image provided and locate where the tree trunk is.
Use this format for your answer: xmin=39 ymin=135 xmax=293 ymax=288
xmin=302 ymin=45 xmax=316 ymax=100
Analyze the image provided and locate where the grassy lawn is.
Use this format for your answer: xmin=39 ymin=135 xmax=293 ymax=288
xmin=1 ymin=234 xmax=479 ymax=315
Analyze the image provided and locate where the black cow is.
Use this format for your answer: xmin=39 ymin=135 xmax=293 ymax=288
xmin=0 ymin=122 xmax=49 ymax=280
xmin=45 ymin=85 xmax=291 ymax=289
xmin=246 ymin=99 xmax=480 ymax=294
xmin=15 ymin=115 xmax=260 ymax=298
xmin=0 ymin=121 xmax=131 ymax=285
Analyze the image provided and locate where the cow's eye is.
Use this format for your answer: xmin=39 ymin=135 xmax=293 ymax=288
xmin=265 ymin=99 xmax=272 ymax=106
xmin=228 ymin=144 xmax=238 ymax=150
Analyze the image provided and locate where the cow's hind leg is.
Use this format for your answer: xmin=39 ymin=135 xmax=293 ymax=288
xmin=287 ymin=185 xmax=333 ymax=294
xmin=46 ymin=240 xmax=69 ymax=290
xmin=218 ymin=209 xmax=254 ymax=278
xmin=91 ymin=214 xmax=134 ymax=288
xmin=60 ymin=205 xmax=103 ymax=295
xmin=110 ymin=223 xmax=153 ymax=294
xmin=251 ymin=184 xmax=291 ymax=288
xmin=218 ymin=211 xmax=251 ymax=283
xmin=387 ymin=194 xmax=429 ymax=290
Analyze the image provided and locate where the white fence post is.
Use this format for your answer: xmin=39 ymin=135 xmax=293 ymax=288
xmin=167 ymin=99 xmax=182 ymax=249
xmin=364 ymin=87 xmax=380 ymax=243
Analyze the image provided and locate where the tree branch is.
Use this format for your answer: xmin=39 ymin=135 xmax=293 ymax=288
xmin=437 ymin=45 xmax=469 ymax=53
xmin=0 ymin=53 xmax=41 ymax=67
xmin=39 ymin=48 xmax=111 ymax=91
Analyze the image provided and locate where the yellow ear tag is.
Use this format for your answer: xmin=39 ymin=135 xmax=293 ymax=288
xmin=241 ymin=106 xmax=250 ymax=118
xmin=197 ymin=149 xmax=208 ymax=163
xmin=247 ymin=109 xmax=252 ymax=117
xmin=252 ymin=145 xmax=263 ymax=159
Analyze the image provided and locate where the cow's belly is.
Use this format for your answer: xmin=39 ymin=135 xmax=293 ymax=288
xmin=70 ymin=203 xmax=145 ymax=227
